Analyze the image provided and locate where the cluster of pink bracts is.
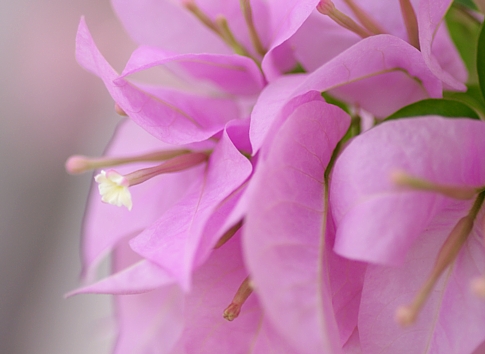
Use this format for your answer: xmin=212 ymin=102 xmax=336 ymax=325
xmin=66 ymin=0 xmax=485 ymax=353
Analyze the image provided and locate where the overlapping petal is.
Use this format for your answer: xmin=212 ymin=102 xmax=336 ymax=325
xmin=75 ymin=238 xmax=183 ymax=354
xmin=330 ymin=117 xmax=485 ymax=265
xmin=76 ymin=18 xmax=237 ymax=145
xmin=70 ymin=0 xmax=481 ymax=352
xmin=358 ymin=205 xmax=485 ymax=353
xmin=130 ymin=130 xmax=252 ymax=290
xmin=250 ymin=34 xmax=442 ymax=153
xmin=75 ymin=231 xmax=298 ymax=353
xmin=172 ymin=235 xmax=298 ymax=354
xmin=112 ymin=0 xmax=327 ymax=80
xmin=261 ymin=0 xmax=320 ymax=79
xmin=81 ymin=120 xmax=205 ymax=281
xmin=291 ymin=0 xmax=466 ymax=89
xmin=418 ymin=0 xmax=467 ymax=90
xmin=112 ymin=0 xmax=231 ymax=54
xmin=244 ymin=96 xmax=351 ymax=353
xmin=119 ymin=46 xmax=265 ymax=96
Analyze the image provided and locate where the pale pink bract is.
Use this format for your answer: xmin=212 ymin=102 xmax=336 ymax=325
xmin=67 ymin=0 xmax=480 ymax=353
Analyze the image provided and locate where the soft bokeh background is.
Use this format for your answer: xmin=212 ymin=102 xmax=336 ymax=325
xmin=0 ymin=1 xmax=136 ymax=353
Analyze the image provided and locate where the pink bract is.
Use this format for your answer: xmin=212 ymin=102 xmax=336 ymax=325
xmin=331 ymin=117 xmax=485 ymax=265
xmin=244 ymin=94 xmax=364 ymax=353
xmin=77 ymin=18 xmax=244 ymax=145
xmin=129 ymin=130 xmax=252 ymax=291
xmin=250 ymin=34 xmax=442 ymax=154
xmin=291 ymin=0 xmax=466 ymax=90
xmin=81 ymin=119 xmax=208 ymax=281
xmin=111 ymin=0 xmax=321 ymax=80
xmin=330 ymin=117 xmax=485 ymax=353
xmin=69 ymin=0 xmax=479 ymax=352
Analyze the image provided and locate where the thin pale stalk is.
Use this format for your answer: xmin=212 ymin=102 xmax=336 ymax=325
xmin=396 ymin=192 xmax=485 ymax=326
xmin=317 ymin=1 xmax=371 ymax=38
xmin=223 ymin=276 xmax=253 ymax=321
xmin=127 ymin=152 xmax=208 ymax=186
xmin=399 ymin=0 xmax=420 ymax=49
xmin=240 ymin=0 xmax=266 ymax=55
xmin=343 ymin=0 xmax=386 ymax=34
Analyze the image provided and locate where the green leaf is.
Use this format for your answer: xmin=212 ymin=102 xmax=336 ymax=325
xmin=446 ymin=6 xmax=481 ymax=84
xmin=321 ymin=92 xmax=351 ymax=114
xmin=453 ymin=0 xmax=478 ymax=10
xmin=385 ymin=98 xmax=479 ymax=121
xmin=445 ymin=85 xmax=485 ymax=118
xmin=477 ymin=21 xmax=485 ymax=101
xmin=287 ymin=62 xmax=306 ymax=74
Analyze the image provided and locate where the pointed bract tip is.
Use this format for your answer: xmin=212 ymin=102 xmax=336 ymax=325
xmin=64 ymin=289 xmax=79 ymax=299
xmin=395 ymin=305 xmax=416 ymax=327
xmin=114 ymin=103 xmax=127 ymax=116
xmin=471 ymin=277 xmax=485 ymax=299
xmin=65 ymin=155 xmax=89 ymax=174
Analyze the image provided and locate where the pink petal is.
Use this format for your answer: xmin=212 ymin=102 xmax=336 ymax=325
xmin=358 ymin=205 xmax=485 ymax=353
xmin=225 ymin=118 xmax=252 ymax=154
xmin=290 ymin=0 xmax=408 ymax=71
xmin=81 ymin=120 xmax=203 ymax=281
xmin=119 ymin=46 xmax=265 ymax=96
xmin=111 ymin=0 xmax=272 ymax=60
xmin=111 ymin=0 xmax=230 ymax=54
xmin=192 ymin=185 xmax=246 ymax=268
xmin=248 ymin=319 xmax=301 ymax=354
xmin=261 ymin=0 xmax=320 ymax=80
xmin=191 ymin=0 xmax=272 ymax=58
xmin=69 ymin=259 xmax=174 ymax=296
xmin=250 ymin=34 xmax=442 ymax=153
xmin=331 ymin=117 xmax=485 ymax=265
xmin=76 ymin=18 xmax=230 ymax=145
xmin=430 ymin=20 xmax=468 ymax=89
xmin=329 ymin=69 xmax=433 ymax=118
xmin=109 ymin=230 xmax=296 ymax=353
xmin=326 ymin=217 xmax=367 ymax=345
xmin=343 ymin=327 xmax=361 ymax=354
xmin=114 ymin=285 xmax=184 ymax=354
xmin=70 ymin=238 xmax=184 ymax=353
xmin=133 ymin=83 xmax=239 ymax=129
xmin=418 ymin=0 xmax=467 ymax=91
xmin=249 ymin=74 xmax=308 ymax=153
xmin=290 ymin=11 xmax=360 ymax=72
xmin=130 ymin=130 xmax=252 ymax=290
xmin=291 ymin=0 xmax=467 ymax=91
xmin=473 ymin=340 xmax=485 ymax=354
xmin=172 ymin=234 xmax=297 ymax=353
xmin=111 ymin=238 xmax=184 ymax=354
xmin=244 ymin=97 xmax=350 ymax=353
xmin=292 ymin=35 xmax=442 ymax=108
xmin=291 ymin=0 xmax=466 ymax=90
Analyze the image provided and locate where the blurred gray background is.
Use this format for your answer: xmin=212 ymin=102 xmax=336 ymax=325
xmin=0 ymin=1 xmax=136 ymax=352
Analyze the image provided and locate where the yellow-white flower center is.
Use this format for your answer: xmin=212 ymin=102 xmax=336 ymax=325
xmin=94 ymin=170 xmax=132 ymax=210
